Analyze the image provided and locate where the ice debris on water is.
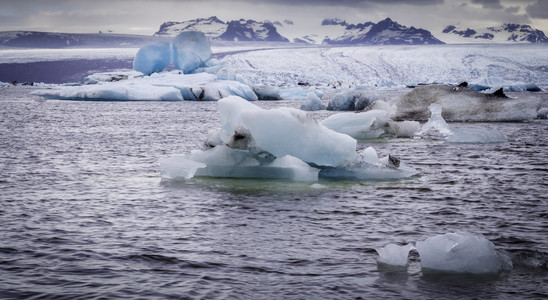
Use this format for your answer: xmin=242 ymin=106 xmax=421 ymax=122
xmin=376 ymin=232 xmax=513 ymax=274
xmin=419 ymin=104 xmax=507 ymax=143
xmin=376 ymin=243 xmax=415 ymax=266
xmin=300 ymin=92 xmax=325 ymax=111
xmin=160 ymin=96 xmax=419 ymax=181
xmin=321 ymin=102 xmax=420 ymax=139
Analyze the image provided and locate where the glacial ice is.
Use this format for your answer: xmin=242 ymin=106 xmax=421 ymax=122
xmin=321 ymin=110 xmax=390 ymax=139
xmin=132 ymin=40 xmax=172 ymax=76
xmin=161 ymin=96 xmax=419 ymax=181
xmin=321 ymin=101 xmax=420 ymax=139
xmin=326 ymin=89 xmax=355 ymax=111
xmin=33 ymin=71 xmax=258 ymax=101
xmin=300 ymin=92 xmax=325 ymax=111
xmin=538 ymin=108 xmax=548 ymax=119
xmin=254 ymin=85 xmax=281 ymax=100
xmin=376 ymin=232 xmax=512 ymax=274
xmin=394 ymin=84 xmax=541 ymax=122
xmin=415 ymin=232 xmax=512 ymax=274
xmin=470 ymin=77 xmax=542 ymax=92
xmin=219 ymin=96 xmax=357 ymax=167
xmin=420 ymin=104 xmax=507 ymax=143
xmin=376 ymin=243 xmax=415 ymax=266
xmin=171 ymin=31 xmax=212 ymax=73
xmin=279 ymin=87 xmax=323 ymax=100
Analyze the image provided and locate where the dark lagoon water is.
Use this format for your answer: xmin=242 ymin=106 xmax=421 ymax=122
xmin=0 ymin=87 xmax=547 ymax=299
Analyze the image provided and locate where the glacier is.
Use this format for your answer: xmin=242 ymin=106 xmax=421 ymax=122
xmin=161 ymin=96 xmax=418 ymax=182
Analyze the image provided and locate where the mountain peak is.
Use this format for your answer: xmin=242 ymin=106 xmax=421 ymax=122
xmin=442 ymin=23 xmax=548 ymax=43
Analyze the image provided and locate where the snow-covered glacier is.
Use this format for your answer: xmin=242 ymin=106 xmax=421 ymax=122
xmin=219 ymin=43 xmax=548 ymax=90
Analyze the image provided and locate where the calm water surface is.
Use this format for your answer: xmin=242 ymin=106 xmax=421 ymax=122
xmin=0 ymin=87 xmax=547 ymax=299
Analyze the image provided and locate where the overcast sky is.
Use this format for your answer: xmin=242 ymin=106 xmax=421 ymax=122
xmin=1 ymin=0 xmax=547 ymax=36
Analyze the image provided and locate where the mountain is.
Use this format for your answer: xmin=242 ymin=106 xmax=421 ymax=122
xmin=154 ymin=16 xmax=289 ymax=42
xmin=0 ymin=31 xmax=161 ymax=48
xmin=218 ymin=19 xmax=289 ymax=42
xmin=324 ymin=18 xmax=444 ymax=45
xmin=154 ymin=16 xmax=226 ymax=38
xmin=441 ymin=24 xmax=548 ymax=43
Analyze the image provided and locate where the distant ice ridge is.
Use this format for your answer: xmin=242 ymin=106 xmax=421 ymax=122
xmin=161 ymin=96 xmax=418 ymax=181
xmin=376 ymin=232 xmax=513 ymax=274
xmin=419 ymin=104 xmax=507 ymax=143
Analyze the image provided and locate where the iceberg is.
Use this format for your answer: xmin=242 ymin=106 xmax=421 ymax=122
xmin=326 ymin=89 xmax=355 ymax=111
xmin=415 ymin=232 xmax=512 ymax=274
xmin=300 ymin=92 xmax=325 ymax=111
xmin=133 ymin=40 xmax=172 ymax=76
xmin=420 ymin=104 xmax=507 ymax=143
xmin=161 ymin=96 xmax=419 ymax=181
xmin=254 ymin=85 xmax=281 ymax=100
xmin=171 ymin=31 xmax=212 ymax=74
xmin=394 ymin=84 xmax=541 ymax=121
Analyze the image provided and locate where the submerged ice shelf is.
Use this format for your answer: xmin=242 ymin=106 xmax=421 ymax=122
xmin=161 ymin=96 xmax=419 ymax=182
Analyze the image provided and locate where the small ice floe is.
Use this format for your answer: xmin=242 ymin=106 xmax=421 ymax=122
xmin=161 ymin=96 xmax=419 ymax=182
xmin=376 ymin=232 xmax=512 ymax=274
xmin=376 ymin=243 xmax=415 ymax=266
xmin=419 ymin=104 xmax=507 ymax=143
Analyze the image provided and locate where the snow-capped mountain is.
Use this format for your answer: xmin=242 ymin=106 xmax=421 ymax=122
xmin=154 ymin=17 xmax=289 ymax=42
xmin=324 ymin=18 xmax=444 ymax=45
xmin=218 ymin=19 xmax=289 ymax=42
xmin=440 ymin=24 xmax=548 ymax=43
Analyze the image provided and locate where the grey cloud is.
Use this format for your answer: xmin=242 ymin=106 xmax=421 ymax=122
xmin=526 ymin=0 xmax=548 ymax=19
xmin=471 ymin=0 xmax=503 ymax=9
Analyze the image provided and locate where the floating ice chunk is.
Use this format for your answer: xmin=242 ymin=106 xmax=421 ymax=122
xmin=201 ymin=81 xmax=258 ymax=101
xmin=538 ymin=108 xmax=548 ymax=119
xmin=32 ymin=83 xmax=184 ymax=101
xmin=300 ymin=92 xmax=325 ymax=111
xmin=376 ymin=243 xmax=415 ymax=266
xmin=133 ymin=40 xmax=172 ymax=76
xmin=254 ymin=85 xmax=281 ymax=100
xmin=171 ymin=31 xmax=212 ymax=73
xmin=420 ymin=104 xmax=507 ymax=143
xmin=415 ymin=232 xmax=512 ymax=274
xmin=161 ymin=96 xmax=419 ymax=181
xmin=279 ymin=87 xmax=322 ymax=100
xmin=321 ymin=110 xmax=389 ymax=139
xmin=326 ymin=89 xmax=355 ymax=111
xmin=387 ymin=120 xmax=421 ymax=137
xmin=395 ymin=84 xmax=540 ymax=121
xmin=216 ymin=67 xmax=253 ymax=87
xmin=470 ymin=77 xmax=542 ymax=92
